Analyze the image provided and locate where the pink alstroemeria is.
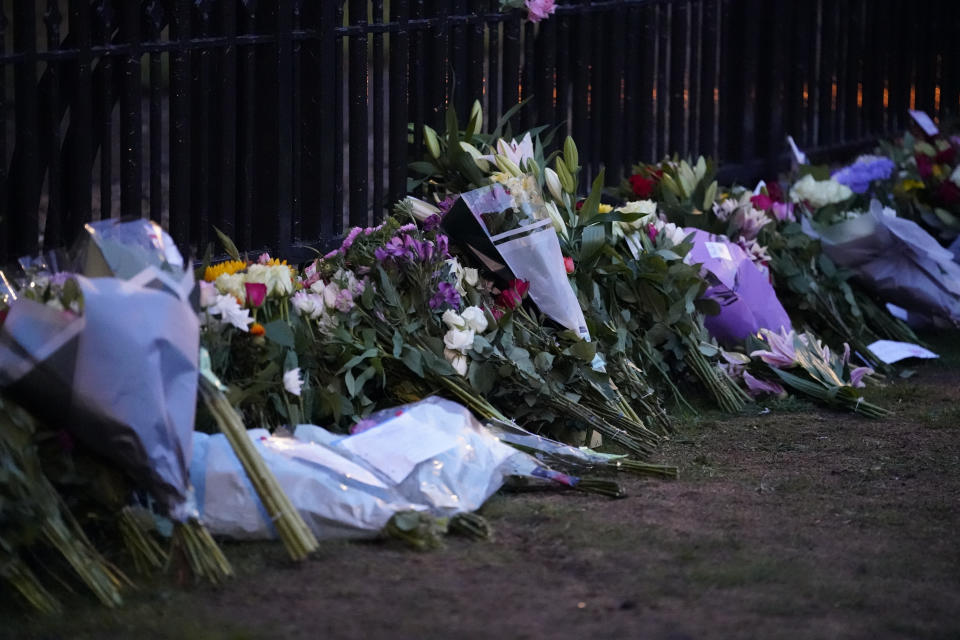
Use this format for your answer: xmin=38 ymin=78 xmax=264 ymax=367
xmin=750 ymin=328 xmax=797 ymax=369
xmin=244 ymin=282 xmax=267 ymax=308
xmin=743 ymin=371 xmax=786 ymax=397
xmin=257 ymin=252 xmax=272 ymax=265
xmin=525 ymin=0 xmax=556 ymax=23
xmin=849 ymin=366 xmax=874 ymax=388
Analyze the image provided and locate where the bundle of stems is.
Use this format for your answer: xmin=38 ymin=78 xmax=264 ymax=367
xmin=1 ymin=554 xmax=62 ymax=614
xmin=684 ymin=344 xmax=750 ymax=413
xmin=574 ymin=478 xmax=627 ymax=498
xmin=770 ymin=368 xmax=890 ymax=418
xmin=170 ymin=519 xmax=233 ymax=584
xmin=199 ymin=376 xmax=318 ymax=562
xmin=42 ymin=510 xmax=127 ymax=607
xmin=448 ymin=512 xmax=494 ymax=541
xmin=611 ymin=459 xmax=679 ymax=479
xmin=118 ymin=506 xmax=167 ymax=575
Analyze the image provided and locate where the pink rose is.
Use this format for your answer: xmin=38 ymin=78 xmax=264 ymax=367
xmin=525 ymin=0 xmax=555 ymax=23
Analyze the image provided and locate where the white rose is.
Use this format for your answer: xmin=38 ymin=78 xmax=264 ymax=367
xmin=444 ymin=348 xmax=469 ymax=376
xmin=441 ymin=309 xmax=466 ymax=330
xmin=463 ymin=268 xmax=479 ymax=287
xmin=618 ymin=199 xmax=658 ymax=216
xmin=443 ymin=327 xmax=475 ymax=353
xmin=789 ymin=174 xmax=853 ymax=208
xmin=460 ymin=306 xmax=488 ymax=333
xmin=214 ymin=273 xmax=246 ymax=303
xmin=322 ymin=281 xmax=340 ymax=309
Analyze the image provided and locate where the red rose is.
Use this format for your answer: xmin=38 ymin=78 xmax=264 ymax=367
xmin=765 ymin=181 xmax=785 ymax=203
xmin=937 ymin=180 xmax=960 ymax=206
xmin=935 ymin=146 xmax=956 ymax=165
xmin=511 ymin=279 xmax=530 ymax=298
xmin=563 ymin=256 xmax=575 ymax=274
xmin=750 ymin=194 xmax=773 ymax=211
xmin=629 ymin=174 xmax=656 ymax=199
xmin=497 ymin=289 xmax=521 ymax=310
xmin=916 ymin=153 xmax=934 ymax=180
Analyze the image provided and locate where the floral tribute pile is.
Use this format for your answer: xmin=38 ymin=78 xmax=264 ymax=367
xmin=2 ymin=97 xmax=958 ymax=613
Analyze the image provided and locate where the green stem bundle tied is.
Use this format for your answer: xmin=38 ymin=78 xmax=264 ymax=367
xmin=199 ymin=376 xmax=319 ymax=562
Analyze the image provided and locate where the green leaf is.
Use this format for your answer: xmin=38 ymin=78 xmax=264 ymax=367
xmin=339 ymin=348 xmax=379 ymax=374
xmin=581 ymin=224 xmax=607 ymax=265
xmin=533 ymin=351 xmax=555 ymax=373
xmin=263 ymin=320 xmax=295 ymax=348
xmin=468 ymin=362 xmax=498 ymax=394
xmin=213 ymin=226 xmax=241 ymax=262
xmin=566 ymin=340 xmax=597 ymax=362
xmin=401 ymin=346 xmax=424 ymax=377
xmin=392 ymin=331 xmax=404 ymax=358
xmin=578 ymin=169 xmax=606 ymax=222
xmin=409 ymin=161 xmax=437 ymax=176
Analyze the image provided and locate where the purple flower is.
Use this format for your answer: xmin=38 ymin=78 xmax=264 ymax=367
xmin=743 ymin=372 xmax=786 ymax=397
xmin=831 ymin=155 xmax=896 ymax=194
xmin=429 ymin=281 xmax=461 ymax=310
xmin=437 ymin=194 xmax=460 ymax=214
xmin=771 ymin=201 xmax=795 ymax=223
xmin=849 ymin=366 xmax=873 ymax=388
xmin=374 ymin=236 xmax=408 ymax=262
xmin=525 ymin=0 xmax=556 ymax=23
xmin=436 ymin=234 xmax=450 ymax=258
xmin=50 ymin=271 xmax=75 ymax=287
xmin=423 ymin=214 xmax=443 ymax=231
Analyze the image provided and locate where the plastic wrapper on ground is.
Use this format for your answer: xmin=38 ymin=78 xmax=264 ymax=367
xmin=804 ymin=201 xmax=960 ymax=327
xmin=684 ymin=229 xmax=792 ymax=343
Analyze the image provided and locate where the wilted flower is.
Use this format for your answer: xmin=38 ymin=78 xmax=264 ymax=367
xmin=283 ymin=368 xmax=303 ymax=396
xmin=743 ymin=371 xmax=787 ymax=397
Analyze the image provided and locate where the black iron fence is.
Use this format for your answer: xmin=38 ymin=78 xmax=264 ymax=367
xmin=1 ymin=0 xmax=958 ymax=263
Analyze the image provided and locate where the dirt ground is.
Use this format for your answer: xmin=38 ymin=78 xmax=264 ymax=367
xmin=6 ymin=335 xmax=960 ymax=640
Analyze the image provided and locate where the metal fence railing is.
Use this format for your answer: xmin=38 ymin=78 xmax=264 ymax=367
xmin=1 ymin=0 xmax=958 ymax=263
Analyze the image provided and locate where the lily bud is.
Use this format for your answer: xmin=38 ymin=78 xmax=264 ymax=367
xmin=555 ymin=157 xmax=575 ymax=194
xmin=423 ymin=125 xmax=441 ymax=159
xmin=496 ymin=154 xmax=523 ymax=177
xmin=563 ymin=136 xmax=579 ymax=176
xmin=544 ymin=201 xmax=568 ymax=240
xmin=544 ymin=167 xmax=564 ymax=203
xmin=469 ymin=99 xmax=483 ymax=136
xmin=404 ymin=196 xmax=442 ymax=222
xmin=459 ymin=141 xmax=490 ymax=172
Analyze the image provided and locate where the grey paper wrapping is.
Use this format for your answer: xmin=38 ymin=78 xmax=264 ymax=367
xmin=804 ymin=201 xmax=960 ymax=326
xmin=0 ymin=267 xmax=200 ymax=520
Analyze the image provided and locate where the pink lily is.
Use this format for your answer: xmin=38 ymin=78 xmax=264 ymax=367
xmin=750 ymin=328 xmax=797 ymax=369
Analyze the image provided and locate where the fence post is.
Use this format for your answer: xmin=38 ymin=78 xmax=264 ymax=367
xmin=10 ymin=0 xmax=40 ymax=258
xmin=276 ymin=0 xmax=294 ymax=255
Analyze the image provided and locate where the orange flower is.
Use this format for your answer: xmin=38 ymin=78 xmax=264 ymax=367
xmin=250 ymin=322 xmax=265 ymax=336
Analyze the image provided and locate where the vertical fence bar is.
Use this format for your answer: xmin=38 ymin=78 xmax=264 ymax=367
xmin=521 ymin=20 xmax=535 ymax=132
xmin=669 ymin=0 xmax=687 ymax=156
xmin=299 ymin=2 xmax=321 ymax=243
xmin=502 ymin=10 xmax=521 ymax=121
xmin=11 ymin=0 xmax=39 ymax=256
xmin=119 ymin=0 xmax=141 ymax=218
xmin=621 ymin=5 xmax=641 ymax=162
xmin=427 ymin=0 xmax=448 ymax=127
xmin=604 ymin=6 xmax=626 ymax=182
xmin=335 ymin=2 xmax=345 ymax=230
xmin=450 ymin=0 xmax=467 ymax=117
xmin=65 ymin=0 xmax=92 ymax=241
xmin=466 ymin=0 xmax=485 ymax=116
xmin=95 ymin=1 xmax=114 ymax=220
xmin=388 ymin=0 xmax=409 ymax=206
xmin=536 ymin=10 xmax=557 ymax=133
xmin=697 ymin=0 xmax=718 ymax=157
xmin=348 ymin=0 xmax=368 ymax=228
xmin=169 ymin=0 xmax=191 ymax=249
xmin=216 ymin=0 xmax=238 ymax=240
xmin=372 ymin=0 xmax=385 ymax=218
xmin=42 ymin=1 xmax=63 ymax=248
xmin=638 ymin=4 xmax=656 ymax=162
xmin=656 ymin=4 xmax=671 ymax=158
xmin=237 ymin=0 xmax=256 ymax=250
xmin=146 ymin=1 xmax=164 ymax=225
xmin=487 ymin=9 xmax=501 ymax=124
xmin=688 ymin=0 xmax=701 ymax=156
xmin=276 ymin=0 xmax=294 ymax=252
xmin=190 ymin=2 xmax=212 ymax=251
xmin=291 ymin=1 xmax=302 ymax=242
xmin=588 ymin=8 xmax=603 ymax=181
xmin=0 ymin=6 xmax=7 ymax=260
xmin=409 ymin=0 xmax=425 ymax=166
xmin=570 ymin=8 xmax=590 ymax=177
xmin=760 ymin=0 xmax=787 ymax=166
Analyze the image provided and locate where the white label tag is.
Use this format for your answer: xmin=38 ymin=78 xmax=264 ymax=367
xmin=909 ymin=110 xmax=939 ymax=136
xmin=867 ymin=339 xmax=939 ymax=365
xmin=705 ymin=241 xmax=732 ymax=261
xmin=786 ymin=135 xmax=808 ymax=165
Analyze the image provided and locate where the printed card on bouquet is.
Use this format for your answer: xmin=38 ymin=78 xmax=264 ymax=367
xmin=909 ymin=110 xmax=939 ymax=137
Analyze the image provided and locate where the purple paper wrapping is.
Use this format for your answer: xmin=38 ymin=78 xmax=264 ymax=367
xmin=685 ymin=229 xmax=792 ymax=343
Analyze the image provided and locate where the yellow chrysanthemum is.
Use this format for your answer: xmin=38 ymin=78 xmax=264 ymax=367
xmin=598 ymin=204 xmax=613 ymax=214
xmin=263 ymin=257 xmax=297 ymax=277
xmin=901 ymin=179 xmax=925 ymax=192
xmin=204 ymin=260 xmax=246 ymax=282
